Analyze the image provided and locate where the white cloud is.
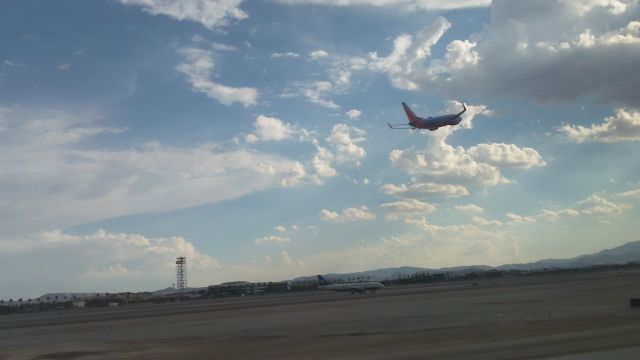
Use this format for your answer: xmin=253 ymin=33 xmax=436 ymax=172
xmin=310 ymin=143 xmax=337 ymax=182
xmin=326 ymin=123 xmax=366 ymax=163
xmin=309 ymin=50 xmax=329 ymax=60
xmin=176 ymin=46 xmax=258 ymax=107
xmin=368 ymin=17 xmax=451 ymax=90
xmin=119 ymin=0 xmax=248 ymax=30
xmin=279 ymin=250 xmax=305 ymax=267
xmin=274 ymin=225 xmax=287 ymax=232
xmin=467 ymin=143 xmax=546 ymax=169
xmin=471 ymin=216 xmax=503 ymax=227
xmin=454 ymin=204 xmax=483 ymax=213
xmin=443 ymin=40 xmax=480 ymax=71
xmin=442 ymin=1 xmax=640 ymax=107
xmin=320 ymin=206 xmax=375 ymax=222
xmin=540 ymin=208 xmax=581 ymax=221
xmin=402 ymin=216 xmax=519 ymax=261
xmin=540 ymin=193 xmax=629 ymax=221
xmin=0 ymin=229 xmax=220 ymax=298
xmin=245 ymin=115 xmax=296 ymax=143
xmin=281 ymin=81 xmax=340 ymax=109
xmin=575 ymin=193 xmax=628 ymax=216
xmin=616 ymin=188 xmax=640 ymax=199
xmin=0 ymin=107 xmax=307 ymax=238
xmin=558 ymin=108 xmax=640 ymax=142
xmin=381 ymin=181 xmax=469 ymax=198
xmin=274 ymin=0 xmax=491 ymax=11
xmin=254 ymin=235 xmax=291 ymax=244
xmin=505 ymin=212 xmax=537 ymax=224
xmin=381 ymin=199 xmax=436 ymax=220
xmin=270 ymin=52 xmax=300 ymax=58
xmin=313 ymin=1 xmax=639 ymax=107
xmin=346 ymin=109 xmax=362 ymax=120
xmin=389 ymin=141 xmax=509 ymax=188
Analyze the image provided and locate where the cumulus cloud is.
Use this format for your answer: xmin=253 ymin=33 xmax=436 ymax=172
xmin=274 ymin=0 xmax=491 ymax=11
xmin=0 ymin=107 xmax=307 ymax=238
xmin=320 ymin=206 xmax=376 ymax=222
xmin=290 ymin=17 xmax=454 ymax=101
xmin=270 ymin=52 xmax=300 ymax=58
xmin=558 ymin=108 xmax=640 ymax=142
xmin=381 ymin=199 xmax=436 ymax=220
xmin=287 ymin=2 xmax=639 ymax=107
xmin=176 ymin=46 xmax=258 ymax=107
xmin=467 ymin=143 xmax=546 ymax=168
xmin=389 ymin=141 xmax=509 ymax=188
xmin=367 ymin=17 xmax=451 ymax=90
xmin=541 ymin=193 xmax=629 ymax=221
xmin=454 ymin=204 xmax=483 ymax=213
xmin=0 ymin=229 xmax=220 ymax=298
xmin=346 ymin=109 xmax=362 ymax=120
xmin=309 ymin=50 xmax=329 ymax=60
xmin=381 ymin=181 xmax=469 ymax=198
xmin=310 ymin=143 xmax=337 ymax=182
xmin=274 ymin=225 xmax=287 ymax=232
xmin=119 ymin=0 xmax=248 ymax=30
xmin=505 ymin=212 xmax=537 ymax=224
xmin=402 ymin=216 xmax=520 ymax=261
xmin=255 ymin=235 xmax=291 ymax=244
xmin=279 ymin=250 xmax=305 ymax=267
xmin=326 ymin=123 xmax=366 ymax=163
xmin=471 ymin=216 xmax=503 ymax=227
xmin=304 ymin=125 xmax=367 ymax=183
xmin=446 ymin=0 xmax=640 ymax=107
xmin=245 ymin=115 xmax=297 ymax=143
xmin=616 ymin=187 xmax=640 ymax=199
xmin=281 ymin=81 xmax=340 ymax=109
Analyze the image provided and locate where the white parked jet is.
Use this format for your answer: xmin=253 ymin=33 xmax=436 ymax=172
xmin=317 ymin=275 xmax=384 ymax=294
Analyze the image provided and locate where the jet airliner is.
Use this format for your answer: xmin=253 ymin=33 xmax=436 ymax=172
xmin=388 ymin=102 xmax=466 ymax=131
xmin=317 ymin=275 xmax=384 ymax=294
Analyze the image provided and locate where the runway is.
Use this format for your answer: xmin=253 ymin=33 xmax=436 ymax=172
xmin=2 ymin=269 xmax=640 ymax=359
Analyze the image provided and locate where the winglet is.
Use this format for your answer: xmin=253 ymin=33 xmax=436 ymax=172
xmin=457 ymin=101 xmax=467 ymax=116
xmin=388 ymin=122 xmax=393 ymax=129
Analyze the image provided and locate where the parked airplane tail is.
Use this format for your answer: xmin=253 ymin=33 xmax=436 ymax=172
xmin=402 ymin=102 xmax=418 ymax=124
xmin=317 ymin=275 xmax=329 ymax=286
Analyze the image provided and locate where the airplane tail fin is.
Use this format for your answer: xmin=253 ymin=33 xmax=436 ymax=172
xmin=317 ymin=275 xmax=329 ymax=286
xmin=402 ymin=102 xmax=418 ymax=124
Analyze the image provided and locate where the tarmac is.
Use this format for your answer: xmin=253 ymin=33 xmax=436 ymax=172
xmin=2 ymin=269 xmax=640 ymax=359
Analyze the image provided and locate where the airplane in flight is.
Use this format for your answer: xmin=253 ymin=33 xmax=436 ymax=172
xmin=317 ymin=275 xmax=384 ymax=294
xmin=388 ymin=101 xmax=466 ymax=131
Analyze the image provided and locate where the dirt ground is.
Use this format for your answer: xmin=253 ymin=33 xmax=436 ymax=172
xmin=2 ymin=269 xmax=640 ymax=359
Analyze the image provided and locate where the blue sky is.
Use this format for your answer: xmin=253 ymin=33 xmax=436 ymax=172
xmin=1 ymin=0 xmax=640 ymax=299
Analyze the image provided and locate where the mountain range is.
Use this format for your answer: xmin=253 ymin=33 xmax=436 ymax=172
xmin=295 ymin=240 xmax=640 ymax=282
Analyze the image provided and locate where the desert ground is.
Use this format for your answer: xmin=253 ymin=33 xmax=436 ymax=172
xmin=2 ymin=269 xmax=640 ymax=359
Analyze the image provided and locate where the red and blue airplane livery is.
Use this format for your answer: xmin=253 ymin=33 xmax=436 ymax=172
xmin=388 ymin=102 xmax=466 ymax=131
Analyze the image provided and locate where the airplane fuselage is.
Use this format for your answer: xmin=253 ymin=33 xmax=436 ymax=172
xmin=318 ymin=281 xmax=384 ymax=293
xmin=410 ymin=113 xmax=462 ymax=131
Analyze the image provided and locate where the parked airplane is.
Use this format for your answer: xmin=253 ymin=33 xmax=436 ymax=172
xmin=388 ymin=102 xmax=466 ymax=131
xmin=317 ymin=275 xmax=384 ymax=294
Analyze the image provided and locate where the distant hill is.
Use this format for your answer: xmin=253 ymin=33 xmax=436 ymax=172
xmin=294 ymin=265 xmax=493 ymax=282
xmin=499 ymin=240 xmax=640 ymax=271
xmin=295 ymin=240 xmax=640 ymax=282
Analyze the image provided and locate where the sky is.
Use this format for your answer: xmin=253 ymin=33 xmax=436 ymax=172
xmin=1 ymin=0 xmax=640 ymax=299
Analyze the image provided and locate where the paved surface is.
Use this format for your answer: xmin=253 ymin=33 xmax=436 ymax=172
xmin=2 ymin=270 xmax=640 ymax=359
